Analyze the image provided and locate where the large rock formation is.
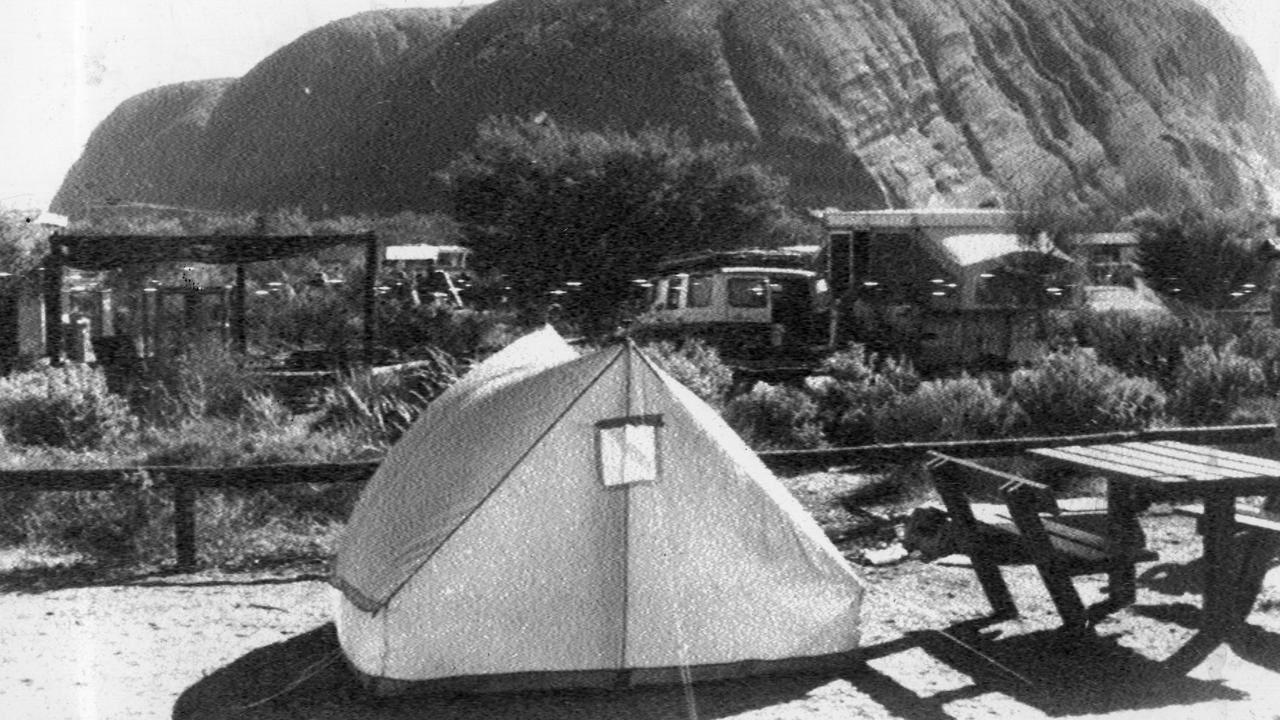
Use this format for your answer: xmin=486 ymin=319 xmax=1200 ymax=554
xmin=52 ymin=0 xmax=1280 ymax=217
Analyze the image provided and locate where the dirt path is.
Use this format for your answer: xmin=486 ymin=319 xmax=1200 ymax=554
xmin=4 ymin=515 xmax=1280 ymax=719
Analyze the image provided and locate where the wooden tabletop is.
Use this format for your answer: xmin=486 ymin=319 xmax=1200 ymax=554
xmin=1029 ymin=441 xmax=1280 ymax=495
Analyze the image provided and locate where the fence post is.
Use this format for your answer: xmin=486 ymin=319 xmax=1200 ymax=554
xmin=172 ymin=479 xmax=197 ymax=570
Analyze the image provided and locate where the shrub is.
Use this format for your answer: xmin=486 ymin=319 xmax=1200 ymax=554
xmin=1227 ymin=396 xmax=1280 ymax=426
xmin=137 ymin=413 xmax=373 ymax=467
xmin=639 ymin=339 xmax=734 ymax=407
xmin=873 ymin=376 xmax=1025 ymax=443
xmin=134 ymin=340 xmax=273 ymax=422
xmin=312 ymin=350 xmax=459 ymax=447
xmin=1231 ymin=323 xmax=1280 ymax=393
xmin=189 ymin=490 xmax=344 ymax=567
xmin=0 ymin=364 xmax=136 ymax=449
xmin=377 ymin=304 xmax=522 ymax=361
xmin=249 ymin=284 xmax=362 ymax=357
xmin=14 ymin=481 xmax=172 ymax=562
xmin=1169 ymin=343 xmax=1269 ymax=426
xmin=1009 ymin=349 xmax=1167 ymax=434
xmin=723 ymin=382 xmax=825 ymax=450
xmin=806 ymin=344 xmax=919 ymax=446
xmin=9 ymin=484 xmax=346 ymax=567
xmin=1072 ymin=309 xmax=1230 ymax=388
xmin=817 ymin=343 xmax=920 ymax=390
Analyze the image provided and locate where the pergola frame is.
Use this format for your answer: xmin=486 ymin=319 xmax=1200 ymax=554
xmin=43 ymin=232 xmax=381 ymax=365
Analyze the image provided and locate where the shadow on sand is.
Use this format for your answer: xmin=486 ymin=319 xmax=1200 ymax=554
xmin=900 ymin=620 xmax=1245 ymax=717
xmin=174 ymin=620 xmax=1247 ymax=720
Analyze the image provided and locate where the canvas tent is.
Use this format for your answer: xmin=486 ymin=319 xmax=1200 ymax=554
xmin=331 ymin=326 xmax=864 ymax=694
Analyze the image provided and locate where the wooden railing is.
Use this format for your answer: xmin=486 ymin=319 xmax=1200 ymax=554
xmin=1 ymin=424 xmax=1272 ymax=570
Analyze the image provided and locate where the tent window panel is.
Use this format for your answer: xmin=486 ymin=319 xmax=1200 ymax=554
xmin=597 ymin=415 xmax=662 ymax=487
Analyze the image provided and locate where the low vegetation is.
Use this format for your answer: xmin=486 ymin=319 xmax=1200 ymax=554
xmin=5 ymin=299 xmax=1280 ymax=571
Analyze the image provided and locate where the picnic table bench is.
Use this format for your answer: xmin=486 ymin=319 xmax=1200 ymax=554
xmin=923 ymin=429 xmax=1280 ymax=671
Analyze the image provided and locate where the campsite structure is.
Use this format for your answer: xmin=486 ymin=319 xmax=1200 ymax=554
xmin=822 ymin=209 xmax=1077 ymax=370
xmin=331 ymin=326 xmax=864 ymax=694
xmin=41 ymin=232 xmax=381 ymax=369
xmin=633 ymin=209 xmax=1080 ymax=373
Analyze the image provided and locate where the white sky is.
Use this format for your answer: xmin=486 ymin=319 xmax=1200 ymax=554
xmin=0 ymin=0 xmax=1272 ymax=210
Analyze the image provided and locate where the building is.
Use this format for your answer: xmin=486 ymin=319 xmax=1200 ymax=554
xmin=383 ymin=244 xmax=471 ymax=274
xmin=821 ymin=209 xmax=1077 ymax=370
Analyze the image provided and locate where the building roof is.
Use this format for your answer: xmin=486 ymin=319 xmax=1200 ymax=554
xmin=1074 ymin=232 xmax=1137 ymax=246
xmin=49 ymin=233 xmax=376 ymax=270
xmin=714 ymin=266 xmax=816 ymax=277
xmin=385 ymin=244 xmax=471 ymax=262
xmin=822 ymin=208 xmax=1021 ymax=231
xmin=657 ymin=247 xmax=816 ymax=273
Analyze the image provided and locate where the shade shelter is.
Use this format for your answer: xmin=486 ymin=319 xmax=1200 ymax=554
xmin=331 ymin=326 xmax=864 ymax=695
xmin=43 ymin=232 xmax=379 ymax=364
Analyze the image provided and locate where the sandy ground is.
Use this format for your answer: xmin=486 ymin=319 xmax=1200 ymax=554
xmin=4 ymin=514 xmax=1280 ymax=719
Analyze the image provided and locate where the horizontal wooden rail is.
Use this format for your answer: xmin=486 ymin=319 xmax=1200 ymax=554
xmin=0 ymin=461 xmax=381 ymax=493
xmin=758 ymin=424 xmax=1277 ymax=473
xmin=0 ymin=423 xmax=1271 ymax=570
xmin=0 ymin=425 xmax=1269 ymax=493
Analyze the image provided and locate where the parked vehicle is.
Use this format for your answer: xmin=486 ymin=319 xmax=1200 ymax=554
xmin=631 ymin=209 xmax=1082 ymax=374
xmin=629 ymin=248 xmax=827 ymax=372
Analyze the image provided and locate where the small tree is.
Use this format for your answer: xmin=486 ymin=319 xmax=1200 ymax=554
xmin=444 ymin=116 xmax=806 ymax=335
xmin=0 ymin=209 xmax=55 ymax=276
xmin=1131 ymin=206 xmax=1275 ymax=310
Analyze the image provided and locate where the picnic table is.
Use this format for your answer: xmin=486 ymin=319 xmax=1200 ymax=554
xmin=926 ymin=438 xmax=1280 ymax=672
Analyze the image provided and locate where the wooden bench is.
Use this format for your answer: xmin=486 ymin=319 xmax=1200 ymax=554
xmin=925 ymin=452 xmax=1156 ymax=632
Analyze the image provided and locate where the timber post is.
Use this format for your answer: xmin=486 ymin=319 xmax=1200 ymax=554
xmin=43 ymin=238 xmax=64 ymax=366
xmin=363 ymin=233 xmax=380 ymax=365
xmin=232 ymin=265 xmax=247 ymax=355
xmin=173 ymin=477 xmax=197 ymax=571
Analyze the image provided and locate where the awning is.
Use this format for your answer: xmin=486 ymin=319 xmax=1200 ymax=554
xmin=926 ymin=231 xmax=1070 ymax=274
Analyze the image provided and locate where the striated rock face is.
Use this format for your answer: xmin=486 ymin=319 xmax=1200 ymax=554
xmin=52 ymin=0 xmax=1280 ymax=217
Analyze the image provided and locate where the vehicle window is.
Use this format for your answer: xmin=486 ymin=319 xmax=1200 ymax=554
xmin=666 ymin=276 xmax=685 ymax=309
xmin=687 ymin=275 xmax=713 ymax=308
xmin=727 ymin=277 xmax=767 ymax=308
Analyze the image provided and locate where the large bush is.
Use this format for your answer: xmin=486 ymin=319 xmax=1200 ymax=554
xmin=873 ymin=376 xmax=1025 ymax=443
xmin=0 ymin=364 xmax=136 ymax=449
xmin=1009 ymin=349 xmax=1166 ymax=434
xmin=1132 ymin=206 xmax=1274 ymax=311
xmin=1169 ymin=343 xmax=1269 ymax=426
xmin=806 ymin=344 xmax=919 ymax=446
xmin=639 ymin=339 xmax=733 ymax=408
xmin=723 ymin=382 xmax=825 ymax=450
xmin=1070 ymin=309 xmax=1233 ymax=388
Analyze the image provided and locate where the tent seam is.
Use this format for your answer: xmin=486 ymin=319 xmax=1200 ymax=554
xmin=619 ymin=343 xmax=633 ymax=674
